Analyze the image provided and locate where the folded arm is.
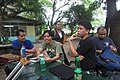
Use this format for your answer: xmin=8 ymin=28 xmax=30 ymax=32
xmin=26 ymin=47 xmax=36 ymax=54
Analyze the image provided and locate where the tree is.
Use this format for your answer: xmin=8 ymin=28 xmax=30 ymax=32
xmin=0 ymin=0 xmax=44 ymax=43
xmin=105 ymin=0 xmax=117 ymax=29
xmin=64 ymin=0 xmax=100 ymax=35
xmin=103 ymin=0 xmax=120 ymax=53
xmin=44 ymin=0 xmax=71 ymax=30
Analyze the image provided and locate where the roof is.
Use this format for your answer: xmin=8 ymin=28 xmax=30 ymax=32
xmin=2 ymin=15 xmax=45 ymax=26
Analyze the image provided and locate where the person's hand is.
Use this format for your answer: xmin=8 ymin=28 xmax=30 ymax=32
xmin=44 ymin=56 xmax=52 ymax=63
xmin=68 ymin=33 xmax=78 ymax=41
xmin=109 ymin=45 xmax=115 ymax=50
xmin=109 ymin=45 xmax=117 ymax=52
xmin=79 ymin=55 xmax=84 ymax=60
xmin=37 ymin=51 xmax=46 ymax=59
xmin=96 ymin=50 xmax=102 ymax=54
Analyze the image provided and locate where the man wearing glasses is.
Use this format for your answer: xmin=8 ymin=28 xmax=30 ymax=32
xmin=12 ymin=29 xmax=36 ymax=55
xmin=93 ymin=27 xmax=117 ymax=54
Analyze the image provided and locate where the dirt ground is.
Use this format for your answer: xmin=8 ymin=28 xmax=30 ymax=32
xmin=0 ymin=39 xmax=79 ymax=80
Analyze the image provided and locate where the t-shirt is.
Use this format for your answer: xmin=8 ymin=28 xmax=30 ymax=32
xmin=12 ymin=39 xmax=34 ymax=50
xmin=40 ymin=40 xmax=64 ymax=61
xmin=76 ymin=36 xmax=96 ymax=71
xmin=93 ymin=36 xmax=116 ymax=50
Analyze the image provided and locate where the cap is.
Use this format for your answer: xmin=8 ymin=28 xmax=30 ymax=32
xmin=74 ymin=68 xmax=82 ymax=73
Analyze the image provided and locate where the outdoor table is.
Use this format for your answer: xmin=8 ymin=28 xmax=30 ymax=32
xmin=0 ymin=44 xmax=12 ymax=50
xmin=6 ymin=61 xmax=109 ymax=80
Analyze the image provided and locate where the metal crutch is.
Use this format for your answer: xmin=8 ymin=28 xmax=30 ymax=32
xmin=5 ymin=58 xmax=28 ymax=80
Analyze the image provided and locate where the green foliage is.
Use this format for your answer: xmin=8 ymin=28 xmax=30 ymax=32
xmin=0 ymin=0 xmax=49 ymax=40
xmin=65 ymin=1 xmax=100 ymax=23
xmin=0 ymin=0 xmax=48 ymax=21
xmin=40 ymin=0 xmax=52 ymax=7
xmin=63 ymin=0 xmax=100 ymax=34
xmin=20 ymin=0 xmax=44 ymax=20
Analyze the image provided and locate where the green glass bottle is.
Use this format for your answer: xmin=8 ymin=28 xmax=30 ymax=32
xmin=39 ymin=54 xmax=46 ymax=72
xmin=74 ymin=57 xmax=82 ymax=80
xmin=75 ymin=57 xmax=80 ymax=68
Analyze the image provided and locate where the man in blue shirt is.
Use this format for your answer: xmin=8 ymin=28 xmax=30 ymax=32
xmin=93 ymin=27 xmax=117 ymax=54
xmin=12 ymin=29 xmax=36 ymax=54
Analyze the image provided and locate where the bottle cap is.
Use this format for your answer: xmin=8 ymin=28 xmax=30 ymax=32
xmin=76 ymin=57 xmax=80 ymax=61
xmin=39 ymin=54 xmax=44 ymax=58
xmin=74 ymin=68 xmax=82 ymax=73
xmin=22 ymin=48 xmax=26 ymax=53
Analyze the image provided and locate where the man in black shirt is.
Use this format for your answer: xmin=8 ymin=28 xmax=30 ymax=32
xmin=68 ymin=20 xmax=96 ymax=72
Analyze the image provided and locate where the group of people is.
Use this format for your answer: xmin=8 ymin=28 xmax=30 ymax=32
xmin=12 ymin=20 xmax=117 ymax=75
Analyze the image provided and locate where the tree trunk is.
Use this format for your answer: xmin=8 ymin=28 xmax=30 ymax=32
xmin=105 ymin=0 xmax=120 ymax=53
xmin=105 ymin=0 xmax=117 ymax=29
xmin=110 ymin=11 xmax=120 ymax=53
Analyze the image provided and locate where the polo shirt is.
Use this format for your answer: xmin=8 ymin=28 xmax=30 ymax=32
xmin=93 ymin=36 xmax=116 ymax=50
xmin=12 ymin=39 xmax=34 ymax=50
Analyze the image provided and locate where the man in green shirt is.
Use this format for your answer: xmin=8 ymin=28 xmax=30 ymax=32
xmin=37 ymin=30 xmax=64 ymax=63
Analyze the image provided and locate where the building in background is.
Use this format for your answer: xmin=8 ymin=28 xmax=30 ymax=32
xmin=2 ymin=15 xmax=44 ymax=42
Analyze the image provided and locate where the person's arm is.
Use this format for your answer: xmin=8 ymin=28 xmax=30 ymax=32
xmin=68 ymin=33 xmax=84 ymax=60
xmin=45 ymin=41 xmax=63 ymax=62
xmin=68 ymin=34 xmax=81 ymax=57
xmin=45 ymin=53 xmax=60 ymax=63
xmin=37 ymin=48 xmax=43 ymax=56
xmin=26 ymin=47 xmax=36 ymax=54
xmin=63 ymin=33 xmax=67 ymax=44
xmin=25 ymin=40 xmax=36 ymax=54
xmin=96 ymin=50 xmax=103 ymax=54
xmin=109 ymin=45 xmax=117 ymax=53
xmin=109 ymin=38 xmax=117 ymax=53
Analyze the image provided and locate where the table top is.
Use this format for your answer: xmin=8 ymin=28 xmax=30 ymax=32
xmin=7 ymin=61 xmax=109 ymax=80
xmin=0 ymin=44 xmax=12 ymax=47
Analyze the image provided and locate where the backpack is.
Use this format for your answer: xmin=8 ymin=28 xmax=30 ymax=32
xmin=96 ymin=48 xmax=120 ymax=71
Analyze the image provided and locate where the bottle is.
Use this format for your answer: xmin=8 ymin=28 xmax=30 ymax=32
xmin=75 ymin=57 xmax=80 ymax=68
xmin=39 ymin=54 xmax=46 ymax=72
xmin=21 ymin=45 xmax=26 ymax=58
xmin=74 ymin=57 xmax=82 ymax=80
xmin=20 ymin=45 xmax=28 ymax=65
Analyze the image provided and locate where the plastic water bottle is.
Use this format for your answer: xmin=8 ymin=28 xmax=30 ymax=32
xmin=20 ymin=45 xmax=28 ymax=65
xmin=74 ymin=57 xmax=82 ymax=80
xmin=20 ymin=45 xmax=26 ymax=58
xmin=39 ymin=54 xmax=46 ymax=72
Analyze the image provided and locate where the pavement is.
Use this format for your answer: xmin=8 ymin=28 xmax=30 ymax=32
xmin=0 ymin=39 xmax=79 ymax=80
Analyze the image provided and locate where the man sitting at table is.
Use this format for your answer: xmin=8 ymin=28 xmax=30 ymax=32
xmin=68 ymin=20 xmax=96 ymax=74
xmin=93 ymin=26 xmax=117 ymax=54
xmin=37 ymin=30 xmax=64 ymax=63
xmin=12 ymin=29 xmax=36 ymax=55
